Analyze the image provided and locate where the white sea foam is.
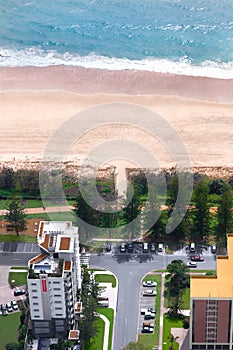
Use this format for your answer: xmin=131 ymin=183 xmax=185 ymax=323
xmin=0 ymin=48 xmax=233 ymax=79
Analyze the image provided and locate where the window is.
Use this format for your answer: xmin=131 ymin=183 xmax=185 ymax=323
xmin=32 ymin=296 xmax=38 ymax=299
xmin=54 ymin=288 xmax=61 ymax=291
xmin=32 ymin=289 xmax=37 ymax=292
xmin=31 ymin=283 xmax=37 ymax=286
xmin=33 ymin=309 xmax=39 ymax=312
xmin=55 ymin=307 xmax=62 ymax=310
xmin=55 ymin=313 xmax=63 ymax=316
xmin=33 ymin=302 xmax=39 ymax=305
xmin=55 ymin=301 xmax=62 ymax=304
xmin=53 ymin=281 xmax=60 ymax=284
xmin=34 ymin=315 xmax=40 ymax=318
xmin=54 ymin=294 xmax=61 ymax=297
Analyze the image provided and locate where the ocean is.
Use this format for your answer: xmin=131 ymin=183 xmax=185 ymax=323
xmin=0 ymin=0 xmax=233 ymax=78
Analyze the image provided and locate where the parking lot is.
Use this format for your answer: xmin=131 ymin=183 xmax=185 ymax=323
xmin=138 ymin=283 xmax=157 ymax=334
xmin=0 ymin=242 xmax=40 ymax=253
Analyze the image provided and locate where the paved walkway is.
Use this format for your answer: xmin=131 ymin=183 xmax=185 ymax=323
xmin=99 ymin=314 xmax=110 ymax=350
xmin=0 ymin=205 xmax=75 ymax=215
xmin=159 ymin=273 xmax=167 ymax=350
xmin=159 ymin=273 xmax=190 ymax=350
xmin=93 ymin=270 xmax=118 ymax=350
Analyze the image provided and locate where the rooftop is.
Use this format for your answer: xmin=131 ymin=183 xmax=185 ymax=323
xmin=59 ymin=237 xmax=71 ymax=251
xmin=68 ymin=330 xmax=79 ymax=340
xmin=191 ymin=234 xmax=233 ymax=298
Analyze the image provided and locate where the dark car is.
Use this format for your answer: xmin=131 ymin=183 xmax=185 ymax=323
xmin=105 ymin=242 xmax=111 ymax=252
xmin=141 ymin=326 xmax=154 ymax=333
xmin=127 ymin=242 xmax=134 ymax=252
xmin=14 ymin=288 xmax=26 ymax=297
xmin=211 ymin=244 xmax=217 ymax=253
xmin=150 ymin=243 xmax=156 ymax=252
xmin=119 ymin=243 xmax=126 ymax=252
xmin=1 ymin=304 xmax=8 ymax=316
xmin=191 ymin=255 xmax=204 ymax=262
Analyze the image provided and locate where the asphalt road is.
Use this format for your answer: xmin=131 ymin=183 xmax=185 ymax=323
xmin=0 ymin=243 xmax=217 ymax=349
xmin=90 ymin=252 xmax=216 ymax=350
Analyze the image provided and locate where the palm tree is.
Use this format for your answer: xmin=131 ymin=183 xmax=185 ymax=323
xmin=168 ymin=333 xmax=179 ymax=350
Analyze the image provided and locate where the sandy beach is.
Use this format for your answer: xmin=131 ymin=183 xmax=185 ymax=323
xmin=0 ymin=66 xmax=233 ymax=178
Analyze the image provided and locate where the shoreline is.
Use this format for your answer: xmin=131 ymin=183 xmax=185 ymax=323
xmin=1 ymin=65 xmax=233 ymax=103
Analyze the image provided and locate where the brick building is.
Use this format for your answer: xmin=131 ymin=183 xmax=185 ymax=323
xmin=190 ymin=234 xmax=233 ymax=350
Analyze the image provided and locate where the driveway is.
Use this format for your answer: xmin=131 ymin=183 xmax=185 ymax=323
xmin=0 ymin=265 xmax=12 ymax=304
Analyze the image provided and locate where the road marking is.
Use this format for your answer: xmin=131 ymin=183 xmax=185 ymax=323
xmin=13 ymin=259 xmax=21 ymax=260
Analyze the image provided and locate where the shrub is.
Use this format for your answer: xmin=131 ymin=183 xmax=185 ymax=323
xmin=183 ymin=318 xmax=190 ymax=329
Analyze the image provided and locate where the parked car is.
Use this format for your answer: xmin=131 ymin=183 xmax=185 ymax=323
xmin=191 ymin=255 xmax=204 ymax=262
xmin=141 ymin=326 xmax=154 ymax=333
xmin=127 ymin=242 xmax=134 ymax=252
xmin=98 ymin=300 xmax=109 ymax=307
xmin=144 ymin=312 xmax=155 ymax=320
xmin=142 ymin=242 xmax=149 ymax=253
xmin=140 ymin=308 xmax=156 ymax=316
xmin=143 ymin=280 xmax=157 ymax=287
xmin=97 ymin=296 xmax=108 ymax=301
xmin=105 ymin=241 xmax=111 ymax=252
xmin=190 ymin=242 xmax=196 ymax=252
xmin=11 ymin=300 xmax=18 ymax=310
xmin=187 ymin=261 xmax=197 ymax=268
xmin=143 ymin=321 xmax=154 ymax=328
xmin=14 ymin=288 xmax=26 ymax=297
xmin=147 ymin=307 xmax=156 ymax=314
xmin=150 ymin=243 xmax=156 ymax=252
xmin=6 ymin=303 xmax=13 ymax=312
xmin=1 ymin=304 xmax=8 ymax=316
xmin=143 ymin=289 xmax=156 ymax=296
xmin=211 ymin=244 xmax=217 ymax=253
xmin=119 ymin=243 xmax=126 ymax=252
xmin=158 ymin=243 xmax=163 ymax=252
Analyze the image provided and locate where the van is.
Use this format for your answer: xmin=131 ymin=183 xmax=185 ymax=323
xmin=190 ymin=243 xmax=195 ymax=252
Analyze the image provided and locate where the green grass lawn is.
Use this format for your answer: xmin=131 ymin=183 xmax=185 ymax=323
xmin=98 ymin=308 xmax=114 ymax=350
xmin=0 ymin=311 xmax=21 ymax=349
xmin=8 ymin=271 xmax=28 ymax=287
xmin=85 ymin=317 xmax=105 ymax=350
xmin=138 ymin=274 xmax=162 ymax=349
xmin=10 ymin=266 xmax=28 ymax=270
xmin=94 ymin=274 xmax=117 ymax=288
xmin=182 ymin=288 xmax=190 ymax=309
xmin=162 ymin=314 xmax=184 ymax=350
xmin=0 ymin=234 xmax=36 ymax=242
xmin=26 ymin=211 xmax=76 ymax=221
xmin=164 ymin=286 xmax=190 ymax=310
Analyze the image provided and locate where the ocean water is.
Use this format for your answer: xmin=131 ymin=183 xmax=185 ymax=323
xmin=0 ymin=0 xmax=233 ymax=78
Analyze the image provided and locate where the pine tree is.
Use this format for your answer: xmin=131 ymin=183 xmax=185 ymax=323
xmin=5 ymin=198 xmax=27 ymax=236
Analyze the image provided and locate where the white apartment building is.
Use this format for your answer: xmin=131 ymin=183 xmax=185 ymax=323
xmin=27 ymin=221 xmax=82 ymax=339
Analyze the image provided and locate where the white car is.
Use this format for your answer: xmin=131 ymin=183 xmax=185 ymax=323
xmin=187 ymin=261 xmax=197 ymax=268
xmin=6 ymin=303 xmax=13 ymax=312
xmin=143 ymin=280 xmax=157 ymax=287
xmin=11 ymin=300 xmax=18 ymax=310
xmin=143 ymin=289 xmax=157 ymax=296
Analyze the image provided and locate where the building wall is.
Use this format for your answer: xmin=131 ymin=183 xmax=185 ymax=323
xmin=191 ymin=298 xmax=232 ymax=349
xmin=193 ymin=300 xmax=207 ymax=343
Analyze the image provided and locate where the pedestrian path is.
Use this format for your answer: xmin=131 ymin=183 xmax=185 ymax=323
xmin=99 ymin=314 xmax=110 ymax=350
xmin=93 ymin=269 xmax=118 ymax=350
